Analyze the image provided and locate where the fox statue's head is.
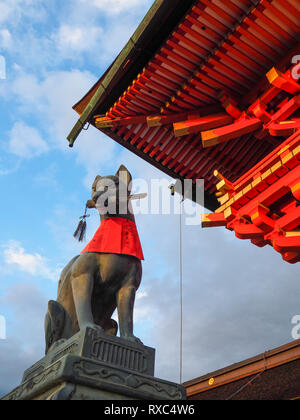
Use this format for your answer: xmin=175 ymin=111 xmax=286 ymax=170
xmin=74 ymin=165 xmax=140 ymax=242
xmin=87 ymin=165 xmax=134 ymax=222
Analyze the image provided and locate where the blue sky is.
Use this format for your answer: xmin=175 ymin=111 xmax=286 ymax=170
xmin=1 ymin=0 xmax=300 ymax=397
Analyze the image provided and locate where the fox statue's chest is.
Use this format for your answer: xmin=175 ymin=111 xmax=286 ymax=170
xmin=80 ymin=217 xmax=144 ymax=261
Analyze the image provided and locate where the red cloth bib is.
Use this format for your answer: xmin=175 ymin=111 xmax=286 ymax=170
xmin=81 ymin=217 xmax=144 ymax=260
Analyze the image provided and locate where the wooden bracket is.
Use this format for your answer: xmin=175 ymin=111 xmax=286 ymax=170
xmin=202 ymin=117 xmax=262 ymax=148
xmin=267 ymin=67 xmax=300 ymax=95
xmin=173 ymin=113 xmax=233 ymax=137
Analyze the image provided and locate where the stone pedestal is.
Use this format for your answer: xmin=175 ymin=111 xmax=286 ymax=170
xmin=1 ymin=328 xmax=186 ymax=400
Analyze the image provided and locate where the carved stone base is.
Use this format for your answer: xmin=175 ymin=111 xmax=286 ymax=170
xmin=1 ymin=328 xmax=186 ymax=401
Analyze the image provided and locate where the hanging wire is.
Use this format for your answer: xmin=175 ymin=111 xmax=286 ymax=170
xmin=225 ymin=352 xmax=268 ymax=400
xmin=170 ymin=183 xmax=184 ymax=384
xmin=179 ymin=198 xmax=184 ymax=384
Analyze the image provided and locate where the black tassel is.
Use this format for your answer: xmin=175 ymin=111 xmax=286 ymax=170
xmin=74 ymin=206 xmax=89 ymax=242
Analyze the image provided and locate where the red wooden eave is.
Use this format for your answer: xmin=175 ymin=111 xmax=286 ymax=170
xmin=70 ymin=0 xmax=300 ymax=212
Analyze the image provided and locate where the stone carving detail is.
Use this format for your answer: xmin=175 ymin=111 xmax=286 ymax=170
xmin=83 ymin=328 xmax=155 ymax=376
xmin=2 ymin=348 xmax=185 ymax=401
xmin=4 ymin=362 xmax=62 ymax=401
xmin=89 ymin=339 xmax=148 ymax=373
xmin=51 ymin=343 xmax=78 ymax=364
xmin=22 ymin=327 xmax=155 ymax=387
xmin=22 ymin=362 xmax=46 ymax=383
xmin=2 ymin=327 xmax=184 ymax=400
xmin=72 ymin=360 xmax=183 ymax=400
xmin=49 ymin=384 xmax=76 ymax=401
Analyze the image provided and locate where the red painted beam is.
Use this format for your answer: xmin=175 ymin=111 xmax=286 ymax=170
xmin=96 ymin=115 xmax=147 ymax=129
xmin=202 ymin=118 xmax=262 ymax=148
xmin=174 ymin=113 xmax=233 ymax=137
xmin=202 ymin=213 xmax=227 ymax=228
xmin=267 ymin=68 xmax=300 ymax=95
xmin=269 ymin=121 xmax=300 ymax=137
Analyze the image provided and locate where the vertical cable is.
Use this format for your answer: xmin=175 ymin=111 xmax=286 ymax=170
xmin=179 ymin=199 xmax=183 ymax=384
xmin=170 ymin=184 xmax=184 ymax=385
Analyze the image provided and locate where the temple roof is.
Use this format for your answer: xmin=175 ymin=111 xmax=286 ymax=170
xmin=68 ymin=0 xmax=300 ymax=211
xmin=184 ymin=338 xmax=300 ymax=400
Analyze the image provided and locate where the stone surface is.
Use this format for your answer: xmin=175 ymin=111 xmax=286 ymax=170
xmin=2 ymin=328 xmax=185 ymax=401
xmin=23 ymin=328 xmax=155 ymax=383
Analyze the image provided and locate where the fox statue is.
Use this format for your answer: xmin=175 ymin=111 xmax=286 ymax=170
xmin=45 ymin=165 xmax=144 ymax=354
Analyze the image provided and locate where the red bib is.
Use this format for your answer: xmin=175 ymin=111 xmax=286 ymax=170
xmin=81 ymin=217 xmax=144 ymax=260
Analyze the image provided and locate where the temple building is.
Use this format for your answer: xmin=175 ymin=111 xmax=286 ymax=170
xmin=68 ymin=0 xmax=300 ymax=399
xmin=184 ymin=339 xmax=300 ymax=400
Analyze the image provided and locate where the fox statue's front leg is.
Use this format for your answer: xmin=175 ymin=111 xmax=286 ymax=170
xmin=117 ymin=262 xmax=143 ymax=345
xmin=71 ymin=274 xmax=101 ymax=331
xmin=69 ymin=254 xmax=104 ymax=334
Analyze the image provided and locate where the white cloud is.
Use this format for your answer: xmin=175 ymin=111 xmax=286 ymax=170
xmin=9 ymin=69 xmax=121 ymax=185
xmin=0 ymin=283 xmax=48 ymax=395
xmin=0 ymin=154 xmax=21 ymax=176
xmin=8 ymin=121 xmax=49 ymax=159
xmin=0 ymin=0 xmax=46 ymax=24
xmin=3 ymin=241 xmax=60 ymax=282
xmin=0 ymin=0 xmax=152 ymax=73
xmin=11 ymin=70 xmax=97 ymax=144
xmin=64 ymin=0 xmax=153 ymax=64
xmin=11 ymin=74 xmax=42 ymax=106
xmin=0 ymin=29 xmax=12 ymax=50
xmin=0 ymin=2 xmax=14 ymax=23
xmin=136 ymin=291 xmax=148 ymax=300
xmin=87 ymin=0 xmax=152 ymax=14
xmin=53 ymin=25 xmax=103 ymax=55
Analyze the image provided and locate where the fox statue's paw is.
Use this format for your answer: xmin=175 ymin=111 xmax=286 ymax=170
xmin=49 ymin=339 xmax=67 ymax=353
xmin=104 ymin=319 xmax=118 ymax=336
xmin=82 ymin=323 xmax=104 ymax=334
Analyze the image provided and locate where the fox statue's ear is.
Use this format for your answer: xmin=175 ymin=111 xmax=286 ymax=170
xmin=92 ymin=175 xmax=102 ymax=191
xmin=116 ymin=165 xmax=132 ymax=191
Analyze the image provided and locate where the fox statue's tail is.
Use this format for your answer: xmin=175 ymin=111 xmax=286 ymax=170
xmin=45 ymin=300 xmax=66 ymax=354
